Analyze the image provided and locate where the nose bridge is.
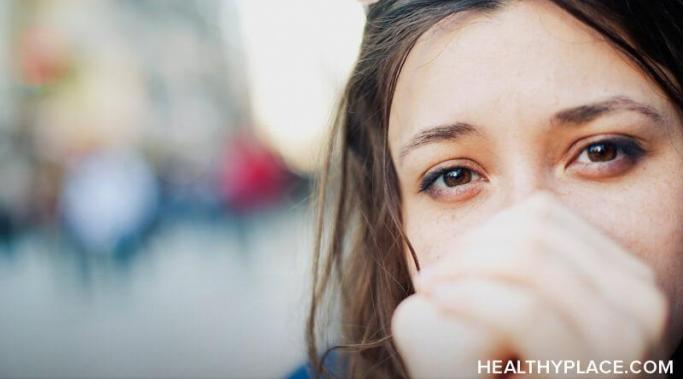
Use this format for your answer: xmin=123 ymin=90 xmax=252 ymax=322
xmin=490 ymin=94 xmax=557 ymax=209
xmin=500 ymin=144 xmax=552 ymax=207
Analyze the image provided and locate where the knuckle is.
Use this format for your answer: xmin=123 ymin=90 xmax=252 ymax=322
xmin=515 ymin=223 xmax=546 ymax=262
xmin=648 ymin=287 xmax=670 ymax=336
xmin=639 ymin=261 xmax=658 ymax=283
xmin=391 ymin=295 xmax=423 ymax=337
xmin=517 ymin=291 xmax=544 ymax=325
xmin=589 ymin=312 xmax=646 ymax=361
xmin=525 ymin=191 xmax=558 ymax=218
xmin=613 ymin=318 xmax=647 ymax=361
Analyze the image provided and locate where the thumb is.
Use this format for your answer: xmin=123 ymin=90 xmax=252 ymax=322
xmin=392 ymin=294 xmax=507 ymax=379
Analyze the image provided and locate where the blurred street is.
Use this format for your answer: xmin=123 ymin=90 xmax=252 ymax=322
xmin=0 ymin=0 xmax=365 ymax=377
xmin=0 ymin=204 xmax=313 ymax=378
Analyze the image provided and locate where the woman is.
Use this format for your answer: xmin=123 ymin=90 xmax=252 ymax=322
xmin=305 ymin=0 xmax=683 ymax=377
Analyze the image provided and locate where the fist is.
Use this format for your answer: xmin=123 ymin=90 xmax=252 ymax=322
xmin=392 ymin=192 xmax=668 ymax=378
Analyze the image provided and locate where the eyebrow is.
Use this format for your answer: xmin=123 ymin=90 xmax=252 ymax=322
xmin=398 ymin=95 xmax=663 ymax=163
xmin=551 ymin=95 xmax=662 ymax=125
xmin=398 ymin=122 xmax=479 ymax=161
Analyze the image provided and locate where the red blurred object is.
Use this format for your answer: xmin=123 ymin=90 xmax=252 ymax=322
xmin=218 ymin=133 xmax=291 ymax=212
xmin=19 ymin=27 xmax=70 ymax=86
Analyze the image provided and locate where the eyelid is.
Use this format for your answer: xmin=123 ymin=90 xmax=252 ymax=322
xmin=421 ymin=159 xmax=487 ymax=179
xmin=565 ymin=134 xmax=646 ymax=167
xmin=418 ymin=161 xmax=486 ymax=193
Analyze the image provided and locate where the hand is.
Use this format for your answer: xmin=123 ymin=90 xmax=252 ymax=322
xmin=391 ymin=192 xmax=669 ymax=378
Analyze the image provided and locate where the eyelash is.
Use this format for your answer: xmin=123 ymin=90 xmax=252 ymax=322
xmin=573 ymin=137 xmax=645 ymax=166
xmin=419 ymin=165 xmax=481 ymax=193
xmin=418 ymin=137 xmax=646 ymax=195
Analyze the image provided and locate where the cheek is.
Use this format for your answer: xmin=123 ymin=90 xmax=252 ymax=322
xmin=402 ymin=197 xmax=499 ymax=275
xmin=562 ymin=174 xmax=683 ymax=350
xmin=402 ymin=203 xmax=458 ymax=276
xmin=402 ymin=204 xmax=442 ymax=274
xmin=563 ymin=178 xmax=683 ymax=289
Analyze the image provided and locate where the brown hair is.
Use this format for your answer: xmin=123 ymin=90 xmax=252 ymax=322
xmin=306 ymin=1 xmax=683 ymax=378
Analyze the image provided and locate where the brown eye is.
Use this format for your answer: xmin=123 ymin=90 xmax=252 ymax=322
xmin=443 ymin=168 xmax=472 ymax=187
xmin=586 ymin=142 xmax=617 ymax=162
xmin=420 ymin=165 xmax=484 ymax=194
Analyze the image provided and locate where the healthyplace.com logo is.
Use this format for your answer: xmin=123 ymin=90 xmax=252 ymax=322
xmin=478 ymin=359 xmax=673 ymax=376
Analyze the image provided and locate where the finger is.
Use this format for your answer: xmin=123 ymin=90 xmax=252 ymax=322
xmin=392 ymin=294 xmax=505 ymax=379
xmin=525 ymin=215 xmax=668 ymax=346
xmin=424 ymin=192 xmax=654 ymax=282
xmin=416 ymin=229 xmax=663 ymax=358
xmin=527 ymin=192 xmax=656 ymax=282
xmin=427 ymin=278 xmax=590 ymax=365
xmin=416 ymin=202 xmax=667 ymax=347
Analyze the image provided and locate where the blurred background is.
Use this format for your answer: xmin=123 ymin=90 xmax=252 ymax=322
xmin=0 ymin=1 xmax=365 ymax=377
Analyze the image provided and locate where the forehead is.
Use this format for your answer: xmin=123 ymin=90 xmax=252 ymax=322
xmin=388 ymin=0 xmax=663 ymax=147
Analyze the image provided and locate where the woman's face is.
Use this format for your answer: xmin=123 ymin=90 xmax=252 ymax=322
xmin=388 ymin=1 xmax=683 ymax=354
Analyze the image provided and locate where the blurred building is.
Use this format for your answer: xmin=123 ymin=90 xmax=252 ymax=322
xmin=0 ymin=0 xmax=365 ymax=378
